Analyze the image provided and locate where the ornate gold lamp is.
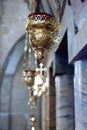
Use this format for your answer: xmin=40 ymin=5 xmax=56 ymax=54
xmin=23 ymin=0 xmax=61 ymax=112
xmin=26 ymin=12 xmax=60 ymax=60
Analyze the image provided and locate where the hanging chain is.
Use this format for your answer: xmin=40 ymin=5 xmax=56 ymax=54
xmin=54 ymin=0 xmax=61 ymax=23
xmin=34 ymin=53 xmax=37 ymax=69
xmin=23 ymin=31 xmax=32 ymax=70
xmin=23 ymin=31 xmax=29 ymax=70
xmin=31 ymin=0 xmax=37 ymax=13
xmin=28 ymin=37 xmax=32 ymax=68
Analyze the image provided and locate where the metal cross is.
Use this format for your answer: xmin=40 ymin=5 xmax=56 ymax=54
xmin=36 ymin=63 xmax=47 ymax=76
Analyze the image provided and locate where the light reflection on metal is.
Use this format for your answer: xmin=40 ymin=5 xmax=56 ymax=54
xmin=23 ymin=0 xmax=61 ymax=120
xmin=30 ymin=115 xmax=36 ymax=130
xmin=26 ymin=12 xmax=61 ymax=61
xmin=23 ymin=69 xmax=35 ymax=88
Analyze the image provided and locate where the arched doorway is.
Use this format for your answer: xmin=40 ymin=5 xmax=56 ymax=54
xmin=0 ymin=36 xmax=41 ymax=130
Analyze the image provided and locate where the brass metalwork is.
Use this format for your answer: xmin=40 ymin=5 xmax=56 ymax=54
xmin=30 ymin=115 xmax=36 ymax=128
xmin=26 ymin=12 xmax=60 ymax=60
xmin=23 ymin=70 xmax=35 ymax=87
xmin=32 ymin=94 xmax=38 ymax=102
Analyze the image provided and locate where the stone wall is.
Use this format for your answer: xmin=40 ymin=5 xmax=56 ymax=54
xmin=0 ymin=0 xmax=28 ymax=74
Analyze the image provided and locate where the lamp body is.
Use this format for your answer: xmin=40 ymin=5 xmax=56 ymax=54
xmin=26 ymin=12 xmax=58 ymax=60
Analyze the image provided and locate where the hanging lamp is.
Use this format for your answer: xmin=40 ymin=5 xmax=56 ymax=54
xmin=26 ymin=0 xmax=61 ymax=61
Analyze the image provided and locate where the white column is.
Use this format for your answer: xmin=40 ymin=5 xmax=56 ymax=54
xmin=74 ymin=60 xmax=87 ymax=130
xmin=55 ymin=74 xmax=74 ymax=130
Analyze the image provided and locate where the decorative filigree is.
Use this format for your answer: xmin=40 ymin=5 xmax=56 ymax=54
xmin=26 ymin=12 xmax=60 ymax=60
xmin=23 ymin=70 xmax=35 ymax=88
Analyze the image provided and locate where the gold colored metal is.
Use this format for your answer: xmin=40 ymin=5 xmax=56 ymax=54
xmin=31 ymin=0 xmax=37 ymax=13
xmin=32 ymin=95 xmax=38 ymax=102
xmin=23 ymin=70 xmax=35 ymax=87
xmin=30 ymin=115 xmax=36 ymax=127
xmin=26 ymin=12 xmax=60 ymax=60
